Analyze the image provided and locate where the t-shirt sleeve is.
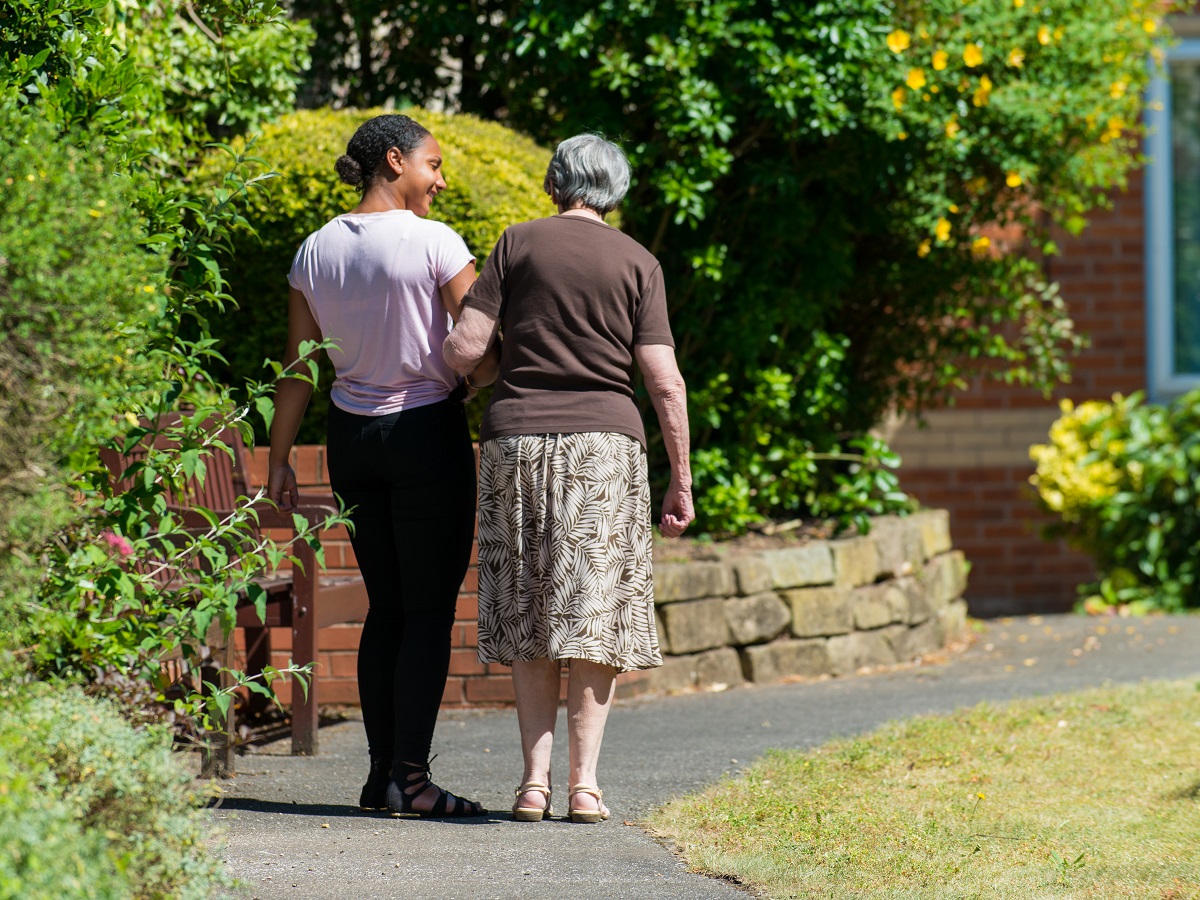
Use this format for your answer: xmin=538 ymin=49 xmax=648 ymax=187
xmin=462 ymin=229 xmax=508 ymax=318
xmin=433 ymin=223 xmax=477 ymax=288
xmin=632 ymin=264 xmax=674 ymax=347
xmin=287 ymin=238 xmax=309 ymax=292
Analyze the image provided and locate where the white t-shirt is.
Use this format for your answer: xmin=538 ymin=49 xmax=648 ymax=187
xmin=288 ymin=209 xmax=475 ymax=415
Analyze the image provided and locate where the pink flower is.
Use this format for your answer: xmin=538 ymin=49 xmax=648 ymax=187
xmin=101 ymin=530 xmax=134 ymax=557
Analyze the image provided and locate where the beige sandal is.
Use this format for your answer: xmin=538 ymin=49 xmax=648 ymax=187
xmin=512 ymin=782 xmax=553 ymax=822
xmin=567 ymin=784 xmax=610 ymax=824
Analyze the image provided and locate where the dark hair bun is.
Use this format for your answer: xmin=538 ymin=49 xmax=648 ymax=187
xmin=335 ymin=154 xmax=363 ymax=187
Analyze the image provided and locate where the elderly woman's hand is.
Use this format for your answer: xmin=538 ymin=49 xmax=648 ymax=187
xmin=660 ymin=478 xmax=694 ymax=538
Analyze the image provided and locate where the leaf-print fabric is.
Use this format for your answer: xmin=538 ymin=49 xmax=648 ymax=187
xmin=476 ymin=433 xmax=663 ymax=673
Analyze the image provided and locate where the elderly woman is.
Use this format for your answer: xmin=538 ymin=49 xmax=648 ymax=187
xmin=444 ymin=134 xmax=693 ymax=823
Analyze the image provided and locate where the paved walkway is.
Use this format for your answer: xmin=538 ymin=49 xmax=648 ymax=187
xmin=215 ymin=614 xmax=1200 ymax=899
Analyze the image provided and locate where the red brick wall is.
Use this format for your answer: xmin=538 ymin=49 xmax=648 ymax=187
xmin=892 ymin=175 xmax=1147 ymax=614
xmin=242 ymin=445 xmax=650 ymax=707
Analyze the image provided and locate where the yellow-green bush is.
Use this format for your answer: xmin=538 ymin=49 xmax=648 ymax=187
xmin=1030 ymin=391 xmax=1200 ymax=613
xmin=202 ymin=106 xmax=556 ymax=442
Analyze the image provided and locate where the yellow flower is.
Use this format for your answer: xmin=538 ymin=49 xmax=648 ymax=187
xmin=906 ymin=68 xmax=927 ymax=90
xmin=972 ymin=74 xmax=993 ymax=107
xmin=945 ymin=118 xmax=960 ymax=138
xmin=1109 ymin=81 xmax=1127 ymax=99
xmin=124 ymin=411 xmax=140 ymax=426
xmin=1013 ymin=0 xmax=1024 ymax=6
xmin=948 ymin=203 xmax=960 ymax=213
xmin=1144 ymin=18 xmax=1159 ymax=34
xmin=1006 ymin=171 xmax=1022 ymax=188
xmin=935 ymin=218 xmax=951 ymax=242
xmin=932 ymin=49 xmax=949 ymax=71
xmin=918 ymin=239 xmax=932 ymax=257
xmin=143 ymin=284 xmax=156 ymax=293
xmin=887 ymin=30 xmax=911 ymax=53
xmin=972 ymin=235 xmax=991 ymax=257
xmin=976 ymin=792 xmax=986 ymax=800
xmin=1037 ymin=25 xmax=1051 ymax=45
xmin=1101 ymin=116 xmax=1125 ymax=143
xmin=892 ymin=86 xmax=906 ymax=111
xmin=897 ymin=131 xmax=908 ymax=140
xmin=963 ymin=43 xmax=983 ymax=67
xmin=1007 ymin=48 xmax=1025 ymax=67
xmin=1053 ymin=26 xmax=1064 ymax=41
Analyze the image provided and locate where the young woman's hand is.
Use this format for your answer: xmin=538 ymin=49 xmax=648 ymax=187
xmin=268 ymin=463 xmax=299 ymax=510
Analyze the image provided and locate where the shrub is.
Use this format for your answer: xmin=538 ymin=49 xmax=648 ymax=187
xmin=1031 ymin=392 xmax=1200 ymax=613
xmin=201 ymin=105 xmax=556 ymax=443
xmin=0 ymin=681 xmax=230 ymax=899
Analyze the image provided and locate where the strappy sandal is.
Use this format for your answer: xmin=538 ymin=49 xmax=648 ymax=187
xmin=358 ymin=756 xmax=391 ymax=810
xmin=567 ymin=784 xmax=610 ymax=824
xmin=386 ymin=756 xmax=487 ymax=819
xmin=512 ymin=782 xmax=553 ymax=822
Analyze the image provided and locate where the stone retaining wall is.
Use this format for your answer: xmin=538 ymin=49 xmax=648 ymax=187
xmin=640 ymin=510 xmax=969 ymax=694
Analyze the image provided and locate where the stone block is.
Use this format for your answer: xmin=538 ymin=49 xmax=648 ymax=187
xmin=827 ymin=629 xmax=899 ymax=676
xmin=938 ymin=599 xmax=969 ymax=643
xmin=784 ymin=587 xmax=853 ymax=637
xmin=912 ymin=509 xmax=953 ymax=560
xmin=898 ymin=575 xmax=935 ymax=625
xmin=724 ymin=592 xmax=791 ymax=645
xmin=660 ymin=598 xmax=731 ymax=655
xmin=694 ymin=647 xmax=746 ymax=688
xmin=643 ymin=655 xmax=697 ymax=693
xmin=852 ymin=583 xmax=908 ymax=630
xmin=831 ymin=537 xmax=880 ymax=588
xmin=922 ymin=551 xmax=969 ymax=609
xmin=654 ymin=561 xmax=735 ymax=604
xmin=654 ymin=607 xmax=670 ymax=655
xmin=828 ymin=630 xmax=890 ymax=675
xmin=870 ymin=515 xmax=925 ymax=579
xmin=740 ymin=638 xmax=832 ymax=683
xmin=760 ymin=544 xmax=834 ymax=589
xmin=887 ymin=620 xmax=940 ymax=661
xmin=732 ymin=557 xmax=774 ymax=596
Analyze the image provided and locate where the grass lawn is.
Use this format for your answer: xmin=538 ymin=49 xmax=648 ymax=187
xmin=648 ymin=680 xmax=1200 ymax=899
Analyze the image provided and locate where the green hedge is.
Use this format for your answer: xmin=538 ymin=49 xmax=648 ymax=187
xmin=0 ymin=682 xmax=229 ymax=899
xmin=203 ymin=106 xmax=556 ymax=443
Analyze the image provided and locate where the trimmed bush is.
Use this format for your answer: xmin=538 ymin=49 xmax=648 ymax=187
xmin=1031 ymin=392 xmax=1200 ymax=613
xmin=202 ymin=106 xmax=557 ymax=443
xmin=0 ymin=682 xmax=229 ymax=899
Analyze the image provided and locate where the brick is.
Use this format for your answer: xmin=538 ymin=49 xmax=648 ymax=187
xmin=460 ymin=567 xmax=478 ymax=593
xmin=455 ymin=595 xmax=478 ymax=620
xmin=760 ymin=544 xmax=835 ymax=589
xmin=740 ymin=638 xmax=831 ymax=682
xmin=440 ymin=677 xmax=466 ymax=706
xmin=448 ymin=648 xmax=485 ymax=676
xmin=319 ymin=624 xmax=363 ymax=651
xmin=831 ymin=537 xmax=880 ymax=588
xmin=312 ymin=680 xmax=360 ymax=705
xmin=654 ymin=561 xmax=735 ymax=604
xmin=783 ymin=587 xmax=853 ymax=637
xmin=328 ymin=652 xmax=357 ymax=678
xmin=723 ymin=592 xmax=790 ymax=645
xmin=465 ymin=676 xmax=516 ymax=703
xmin=660 ymin=598 xmax=731 ymax=654
xmin=456 ymin=620 xmax=479 ymax=648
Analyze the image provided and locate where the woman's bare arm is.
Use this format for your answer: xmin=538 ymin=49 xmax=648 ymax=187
xmin=635 ymin=343 xmax=694 ymax=537
xmin=267 ymin=287 xmax=322 ymax=509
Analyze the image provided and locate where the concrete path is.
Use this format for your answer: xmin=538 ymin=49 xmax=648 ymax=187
xmin=214 ymin=613 xmax=1200 ymax=899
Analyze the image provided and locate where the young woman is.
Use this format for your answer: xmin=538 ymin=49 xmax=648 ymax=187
xmin=268 ymin=114 xmax=496 ymax=818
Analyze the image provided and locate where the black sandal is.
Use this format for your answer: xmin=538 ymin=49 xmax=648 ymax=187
xmin=358 ymin=756 xmax=391 ymax=810
xmin=386 ymin=756 xmax=486 ymax=818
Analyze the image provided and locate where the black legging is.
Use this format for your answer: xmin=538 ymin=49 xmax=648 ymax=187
xmin=325 ymin=399 xmax=476 ymax=764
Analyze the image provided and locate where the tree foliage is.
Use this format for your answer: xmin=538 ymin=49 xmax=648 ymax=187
xmin=288 ymin=0 xmax=1171 ymax=533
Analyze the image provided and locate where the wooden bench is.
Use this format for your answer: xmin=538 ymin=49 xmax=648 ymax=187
xmin=101 ymin=415 xmax=368 ymax=771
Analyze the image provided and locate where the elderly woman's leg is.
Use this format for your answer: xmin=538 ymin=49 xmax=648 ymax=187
xmin=566 ymin=659 xmax=617 ymax=818
xmin=512 ymin=658 xmax=560 ymax=814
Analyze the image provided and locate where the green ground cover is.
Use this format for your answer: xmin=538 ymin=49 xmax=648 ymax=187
xmin=649 ymin=680 xmax=1200 ymax=899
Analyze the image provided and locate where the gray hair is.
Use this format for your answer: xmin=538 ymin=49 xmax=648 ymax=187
xmin=543 ymin=134 xmax=631 ymax=216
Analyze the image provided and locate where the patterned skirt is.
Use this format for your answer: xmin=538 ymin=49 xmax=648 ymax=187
xmin=476 ymin=432 xmax=663 ymax=673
